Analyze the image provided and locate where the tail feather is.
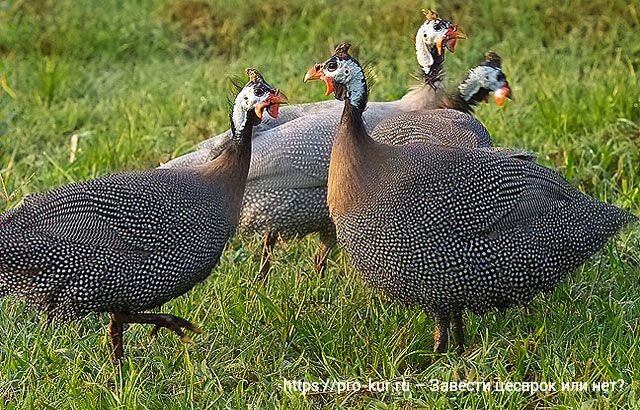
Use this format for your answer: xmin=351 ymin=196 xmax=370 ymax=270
xmin=480 ymin=197 xmax=636 ymax=312
xmin=541 ymin=198 xmax=636 ymax=278
xmin=0 ymin=228 xmax=76 ymax=319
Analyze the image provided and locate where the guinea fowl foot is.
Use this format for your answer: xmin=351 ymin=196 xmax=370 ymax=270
xmin=433 ymin=314 xmax=450 ymax=353
xmin=313 ymin=234 xmax=336 ymax=275
xmin=108 ymin=312 xmax=203 ymax=362
xmin=312 ymin=249 xmax=329 ymax=275
xmin=451 ymin=311 xmax=465 ymax=354
xmin=258 ymin=231 xmax=278 ymax=279
xmin=108 ymin=314 xmax=124 ymax=362
xmin=432 ymin=312 xmax=465 ymax=354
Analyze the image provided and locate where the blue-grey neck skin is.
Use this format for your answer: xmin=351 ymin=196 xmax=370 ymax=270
xmin=331 ymin=58 xmax=368 ymax=112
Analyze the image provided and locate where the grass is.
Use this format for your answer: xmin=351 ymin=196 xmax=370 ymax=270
xmin=0 ymin=0 xmax=639 ymax=408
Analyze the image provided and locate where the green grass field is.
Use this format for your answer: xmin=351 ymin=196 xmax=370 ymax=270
xmin=1 ymin=0 xmax=639 ymax=408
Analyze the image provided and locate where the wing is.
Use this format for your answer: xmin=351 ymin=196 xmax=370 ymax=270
xmin=371 ymin=109 xmax=493 ymax=148
xmin=10 ymin=170 xmax=214 ymax=253
xmin=249 ymin=112 xmax=340 ymax=189
xmin=386 ymin=144 xmax=579 ymax=236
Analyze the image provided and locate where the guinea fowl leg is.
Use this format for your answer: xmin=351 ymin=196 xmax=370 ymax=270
xmin=451 ymin=311 xmax=465 ymax=354
xmin=258 ymin=231 xmax=278 ymax=278
xmin=109 ymin=312 xmax=203 ymax=360
xmin=313 ymin=232 xmax=337 ymax=275
xmin=433 ymin=313 xmax=450 ymax=353
xmin=108 ymin=314 xmax=125 ymax=361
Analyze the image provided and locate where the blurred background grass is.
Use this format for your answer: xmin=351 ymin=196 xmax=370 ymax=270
xmin=0 ymin=0 xmax=639 ymax=408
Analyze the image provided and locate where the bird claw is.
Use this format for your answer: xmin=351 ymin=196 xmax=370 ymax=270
xmin=147 ymin=315 xmax=202 ymax=342
xmin=110 ymin=312 xmax=203 ymax=359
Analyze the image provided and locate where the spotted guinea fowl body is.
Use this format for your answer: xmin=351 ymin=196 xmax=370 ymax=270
xmin=162 ymin=90 xmax=421 ymax=245
xmin=330 ymin=131 xmax=635 ymax=315
xmin=0 ymin=70 xmax=285 ymax=331
xmin=316 ymin=44 xmax=636 ymax=350
xmin=0 ymin=169 xmax=236 ymax=319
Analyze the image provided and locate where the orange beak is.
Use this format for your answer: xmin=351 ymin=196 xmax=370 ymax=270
xmin=303 ymin=64 xmax=334 ymax=96
xmin=255 ymin=88 xmax=288 ymax=119
xmin=493 ymin=84 xmax=513 ymax=106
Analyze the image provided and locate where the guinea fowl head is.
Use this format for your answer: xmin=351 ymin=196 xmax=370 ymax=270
xmin=231 ymin=68 xmax=287 ymax=141
xmin=303 ymin=42 xmax=368 ymax=111
xmin=458 ymin=51 xmax=513 ymax=107
xmin=415 ymin=9 xmax=465 ymax=79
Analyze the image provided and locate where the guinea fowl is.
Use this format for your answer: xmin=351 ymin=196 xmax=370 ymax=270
xmin=305 ymin=43 xmax=636 ymax=353
xmin=160 ymin=9 xmax=466 ymax=276
xmin=0 ymin=69 xmax=287 ymax=361
xmin=372 ymin=51 xmax=512 ymax=149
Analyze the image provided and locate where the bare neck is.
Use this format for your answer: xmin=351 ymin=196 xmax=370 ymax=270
xmin=399 ymin=64 xmax=446 ymax=111
xmin=439 ymin=92 xmax=475 ymax=114
xmin=328 ymin=101 xmax=391 ymax=216
xmin=195 ymin=125 xmax=253 ymax=222
xmin=399 ymin=83 xmax=443 ymax=111
xmin=422 ymin=52 xmax=445 ymax=90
